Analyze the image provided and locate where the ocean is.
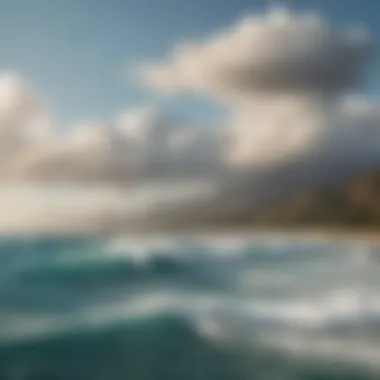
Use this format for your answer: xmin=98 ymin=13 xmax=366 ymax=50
xmin=0 ymin=233 xmax=379 ymax=380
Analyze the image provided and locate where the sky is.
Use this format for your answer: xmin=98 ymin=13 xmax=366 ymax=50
xmin=1 ymin=0 xmax=380 ymax=233
xmin=0 ymin=0 xmax=378 ymax=127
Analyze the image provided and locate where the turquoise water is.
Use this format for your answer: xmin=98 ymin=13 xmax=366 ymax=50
xmin=0 ymin=235 xmax=379 ymax=379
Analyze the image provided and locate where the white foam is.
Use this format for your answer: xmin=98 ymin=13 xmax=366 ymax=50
xmin=0 ymin=292 xmax=177 ymax=345
xmin=262 ymin=332 xmax=380 ymax=368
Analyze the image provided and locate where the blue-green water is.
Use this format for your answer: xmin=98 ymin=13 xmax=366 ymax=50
xmin=0 ymin=234 xmax=380 ymax=379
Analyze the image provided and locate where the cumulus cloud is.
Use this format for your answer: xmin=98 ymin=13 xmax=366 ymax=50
xmin=0 ymin=72 xmax=48 ymax=130
xmin=7 ymin=121 xmax=136 ymax=183
xmin=5 ymin=106 xmax=226 ymax=184
xmin=115 ymin=107 xmax=225 ymax=180
xmin=0 ymin=72 xmax=51 ymax=175
xmin=226 ymin=96 xmax=328 ymax=167
xmin=140 ymin=7 xmax=371 ymax=100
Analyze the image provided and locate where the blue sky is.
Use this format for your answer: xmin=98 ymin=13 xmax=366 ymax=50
xmin=0 ymin=0 xmax=378 ymax=126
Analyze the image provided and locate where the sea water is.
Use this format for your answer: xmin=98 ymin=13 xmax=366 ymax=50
xmin=0 ymin=234 xmax=379 ymax=379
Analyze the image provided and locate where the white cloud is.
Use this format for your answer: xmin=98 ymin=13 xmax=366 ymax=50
xmin=140 ymin=7 xmax=370 ymax=101
xmin=0 ymin=72 xmax=51 ymax=177
xmin=226 ymin=96 xmax=328 ymax=167
xmin=0 ymin=72 xmax=47 ymax=127
xmin=7 ymin=107 xmax=226 ymax=184
xmin=226 ymin=94 xmax=380 ymax=182
xmin=7 ymin=122 xmax=132 ymax=183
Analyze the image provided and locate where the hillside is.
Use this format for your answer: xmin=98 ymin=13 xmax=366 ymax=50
xmin=253 ymin=170 xmax=380 ymax=227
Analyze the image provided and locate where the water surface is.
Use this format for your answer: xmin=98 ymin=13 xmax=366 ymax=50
xmin=0 ymin=234 xmax=379 ymax=379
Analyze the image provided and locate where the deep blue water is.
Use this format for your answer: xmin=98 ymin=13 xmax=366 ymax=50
xmin=0 ymin=234 xmax=380 ymax=380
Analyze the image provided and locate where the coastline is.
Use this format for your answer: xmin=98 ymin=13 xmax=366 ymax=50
xmin=1 ymin=224 xmax=379 ymax=244
xmin=106 ymin=224 xmax=380 ymax=245
xmin=194 ymin=226 xmax=380 ymax=244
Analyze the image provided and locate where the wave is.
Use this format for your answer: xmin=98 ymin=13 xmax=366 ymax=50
xmin=1 ymin=296 xmax=378 ymax=380
xmin=1 ymin=235 xmax=380 ymax=379
xmin=0 ymin=312 xmax=240 ymax=380
xmin=8 ymin=236 xmax=348 ymax=289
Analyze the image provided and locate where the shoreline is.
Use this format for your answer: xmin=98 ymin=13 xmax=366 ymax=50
xmin=1 ymin=225 xmax=379 ymax=244
xmin=196 ymin=226 xmax=380 ymax=243
xmin=105 ymin=225 xmax=380 ymax=245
